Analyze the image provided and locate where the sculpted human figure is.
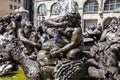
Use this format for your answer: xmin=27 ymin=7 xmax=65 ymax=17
xmin=18 ymin=21 xmax=41 ymax=60
xmin=33 ymin=11 xmax=87 ymax=80
xmin=0 ymin=14 xmax=18 ymax=76
xmin=87 ymin=20 xmax=120 ymax=79
xmin=99 ymin=19 xmax=118 ymax=42
xmin=0 ymin=15 xmax=12 ymax=35
xmin=0 ymin=39 xmax=44 ymax=80
xmin=44 ymin=12 xmax=84 ymax=60
xmin=2 ymin=15 xmax=17 ymax=42
xmin=88 ymin=37 xmax=120 ymax=80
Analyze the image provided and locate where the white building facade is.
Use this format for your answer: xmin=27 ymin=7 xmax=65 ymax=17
xmin=34 ymin=0 xmax=120 ymax=31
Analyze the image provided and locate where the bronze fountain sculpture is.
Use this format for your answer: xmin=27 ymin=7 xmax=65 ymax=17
xmin=0 ymin=0 xmax=120 ymax=80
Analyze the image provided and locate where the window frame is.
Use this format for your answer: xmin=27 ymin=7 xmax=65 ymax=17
xmin=51 ymin=2 xmax=61 ymax=15
xmin=38 ymin=4 xmax=47 ymax=16
xmin=10 ymin=4 xmax=13 ymax=10
xmin=83 ymin=0 xmax=99 ymax=13
xmin=104 ymin=0 xmax=120 ymax=11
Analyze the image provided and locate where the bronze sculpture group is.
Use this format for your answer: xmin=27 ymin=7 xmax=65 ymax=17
xmin=0 ymin=6 xmax=120 ymax=80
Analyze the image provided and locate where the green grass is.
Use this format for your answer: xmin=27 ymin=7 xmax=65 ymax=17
xmin=0 ymin=69 xmax=96 ymax=80
xmin=0 ymin=69 xmax=27 ymax=80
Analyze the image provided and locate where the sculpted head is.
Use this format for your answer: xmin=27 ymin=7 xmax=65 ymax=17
xmin=23 ymin=21 xmax=33 ymax=33
xmin=15 ymin=13 xmax=22 ymax=22
xmin=64 ymin=12 xmax=81 ymax=27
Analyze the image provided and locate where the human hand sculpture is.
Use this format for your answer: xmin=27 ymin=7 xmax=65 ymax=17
xmin=50 ymin=48 xmax=61 ymax=57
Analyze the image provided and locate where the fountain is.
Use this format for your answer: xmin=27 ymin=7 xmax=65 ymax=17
xmin=64 ymin=0 xmax=77 ymax=13
xmin=0 ymin=0 xmax=120 ymax=80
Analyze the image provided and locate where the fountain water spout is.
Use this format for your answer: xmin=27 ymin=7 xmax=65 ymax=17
xmin=64 ymin=0 xmax=76 ymax=13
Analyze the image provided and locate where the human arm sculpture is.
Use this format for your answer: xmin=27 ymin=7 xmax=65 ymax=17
xmin=18 ymin=29 xmax=41 ymax=48
xmin=60 ymin=27 xmax=82 ymax=51
xmin=44 ymin=20 xmax=67 ymax=28
xmin=45 ymin=13 xmax=83 ymax=57
xmin=44 ymin=13 xmax=75 ymax=28
xmin=99 ymin=29 xmax=109 ymax=42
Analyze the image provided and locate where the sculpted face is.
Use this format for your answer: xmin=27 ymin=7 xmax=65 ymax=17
xmin=63 ymin=13 xmax=80 ymax=27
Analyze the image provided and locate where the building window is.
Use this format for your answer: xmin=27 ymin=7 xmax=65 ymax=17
xmin=10 ymin=5 xmax=13 ymax=10
xmin=14 ymin=0 xmax=17 ymax=2
xmin=38 ymin=4 xmax=47 ymax=16
xmin=104 ymin=0 xmax=120 ymax=11
xmin=14 ymin=6 xmax=17 ymax=10
xmin=83 ymin=0 xmax=98 ymax=13
xmin=11 ymin=0 xmax=21 ymax=3
xmin=51 ymin=3 xmax=61 ymax=15
xmin=18 ymin=0 xmax=21 ymax=3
